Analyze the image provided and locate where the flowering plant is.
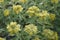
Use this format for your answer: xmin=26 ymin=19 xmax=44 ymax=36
xmin=0 ymin=0 xmax=60 ymax=40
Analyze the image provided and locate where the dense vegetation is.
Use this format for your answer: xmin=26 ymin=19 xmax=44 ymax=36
xmin=0 ymin=0 xmax=60 ymax=40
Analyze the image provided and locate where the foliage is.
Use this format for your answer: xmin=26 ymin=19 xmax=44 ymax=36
xmin=0 ymin=0 xmax=60 ymax=40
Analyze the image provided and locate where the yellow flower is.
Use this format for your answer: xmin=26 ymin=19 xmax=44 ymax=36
xmin=49 ymin=13 xmax=56 ymax=21
xmin=13 ymin=5 xmax=23 ymax=14
xmin=51 ymin=0 xmax=59 ymax=4
xmin=42 ymin=29 xmax=58 ymax=40
xmin=11 ymin=0 xmax=19 ymax=2
xmin=36 ymin=10 xmax=49 ymax=21
xmin=32 ymin=36 xmax=40 ymax=40
xmin=24 ymin=24 xmax=38 ymax=35
xmin=7 ymin=22 xmax=21 ymax=36
xmin=35 ymin=10 xmax=49 ymax=17
xmin=0 ymin=0 xmax=4 ymax=3
xmin=33 ymin=38 xmax=40 ymax=40
xmin=19 ymin=0 xmax=27 ymax=3
xmin=41 ymin=10 xmax=49 ymax=17
xmin=4 ymin=9 xmax=10 ymax=16
xmin=0 ymin=37 xmax=5 ymax=40
xmin=26 ymin=6 xmax=40 ymax=17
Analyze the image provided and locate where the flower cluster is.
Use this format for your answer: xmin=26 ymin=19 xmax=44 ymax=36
xmin=42 ymin=29 xmax=58 ymax=40
xmin=0 ymin=37 xmax=5 ymax=40
xmin=51 ymin=0 xmax=59 ymax=4
xmin=4 ymin=9 xmax=10 ymax=16
xmin=35 ymin=10 xmax=56 ymax=21
xmin=13 ymin=5 xmax=23 ymax=14
xmin=49 ymin=13 xmax=56 ymax=21
xmin=36 ymin=10 xmax=49 ymax=18
xmin=26 ymin=6 xmax=40 ymax=17
xmin=19 ymin=0 xmax=27 ymax=3
xmin=0 ymin=0 xmax=4 ymax=3
xmin=24 ymin=24 xmax=38 ymax=35
xmin=32 ymin=36 xmax=40 ymax=40
xmin=7 ymin=22 xmax=21 ymax=36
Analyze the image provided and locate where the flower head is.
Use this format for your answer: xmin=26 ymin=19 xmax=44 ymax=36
xmin=49 ymin=13 xmax=56 ymax=21
xmin=4 ymin=9 xmax=10 ymax=16
xmin=51 ymin=0 xmax=59 ymax=4
xmin=0 ymin=37 xmax=5 ymax=40
xmin=19 ymin=0 xmax=27 ymax=3
xmin=41 ymin=10 xmax=49 ymax=17
xmin=26 ymin=6 xmax=40 ymax=17
xmin=36 ymin=10 xmax=49 ymax=21
xmin=42 ymin=29 xmax=58 ymax=40
xmin=32 ymin=36 xmax=40 ymax=40
xmin=24 ymin=24 xmax=38 ymax=35
xmin=13 ymin=5 xmax=23 ymax=14
xmin=7 ymin=22 xmax=21 ymax=36
xmin=0 ymin=0 xmax=4 ymax=3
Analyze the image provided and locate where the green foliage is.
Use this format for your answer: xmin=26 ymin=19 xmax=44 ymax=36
xmin=0 ymin=0 xmax=60 ymax=40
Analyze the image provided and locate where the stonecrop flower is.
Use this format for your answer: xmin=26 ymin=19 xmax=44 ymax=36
xmin=42 ymin=29 xmax=58 ymax=40
xmin=7 ymin=22 xmax=21 ymax=36
xmin=49 ymin=13 xmax=56 ymax=21
xmin=0 ymin=37 xmax=5 ymax=40
xmin=41 ymin=10 xmax=49 ymax=17
xmin=4 ymin=9 xmax=10 ymax=16
xmin=26 ymin=6 xmax=40 ymax=17
xmin=19 ymin=0 xmax=27 ymax=3
xmin=13 ymin=5 xmax=23 ymax=14
xmin=51 ymin=0 xmax=59 ymax=4
xmin=24 ymin=24 xmax=38 ymax=35
xmin=36 ymin=10 xmax=56 ymax=21
xmin=32 ymin=36 xmax=40 ymax=40
xmin=36 ymin=10 xmax=49 ymax=20
xmin=11 ymin=0 xmax=19 ymax=2
xmin=0 ymin=0 xmax=4 ymax=3
xmin=35 ymin=10 xmax=49 ymax=17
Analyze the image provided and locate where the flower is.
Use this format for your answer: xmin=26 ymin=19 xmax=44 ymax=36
xmin=51 ymin=0 xmax=59 ymax=4
xmin=24 ymin=24 xmax=38 ymax=35
xmin=42 ymin=29 xmax=58 ymax=40
xmin=35 ymin=10 xmax=49 ymax=17
xmin=26 ymin=6 xmax=40 ymax=17
xmin=32 ymin=36 xmax=40 ymax=40
xmin=33 ymin=38 xmax=40 ymax=40
xmin=19 ymin=0 xmax=27 ymax=3
xmin=0 ymin=0 xmax=4 ymax=3
xmin=0 ymin=37 xmax=5 ymax=40
xmin=4 ymin=9 xmax=10 ymax=16
xmin=7 ymin=22 xmax=21 ymax=36
xmin=13 ymin=5 xmax=23 ymax=14
xmin=49 ymin=13 xmax=56 ymax=21
xmin=11 ymin=0 xmax=18 ymax=2
xmin=41 ymin=10 xmax=49 ymax=17
xmin=36 ymin=10 xmax=49 ymax=21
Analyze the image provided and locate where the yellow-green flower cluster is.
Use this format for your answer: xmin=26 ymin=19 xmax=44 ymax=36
xmin=36 ymin=10 xmax=49 ymax=17
xmin=51 ymin=0 xmax=59 ymax=4
xmin=11 ymin=0 xmax=19 ymax=2
xmin=35 ymin=10 xmax=56 ymax=21
xmin=26 ymin=6 xmax=40 ymax=17
xmin=7 ymin=22 xmax=21 ymax=36
xmin=32 ymin=36 xmax=40 ymax=40
xmin=24 ymin=24 xmax=38 ymax=35
xmin=4 ymin=9 xmax=10 ymax=16
xmin=35 ymin=10 xmax=49 ymax=21
xmin=0 ymin=37 xmax=5 ymax=40
xmin=0 ymin=0 xmax=4 ymax=3
xmin=19 ymin=0 xmax=27 ymax=3
xmin=49 ymin=13 xmax=56 ymax=21
xmin=42 ymin=29 xmax=58 ymax=40
xmin=13 ymin=5 xmax=23 ymax=14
